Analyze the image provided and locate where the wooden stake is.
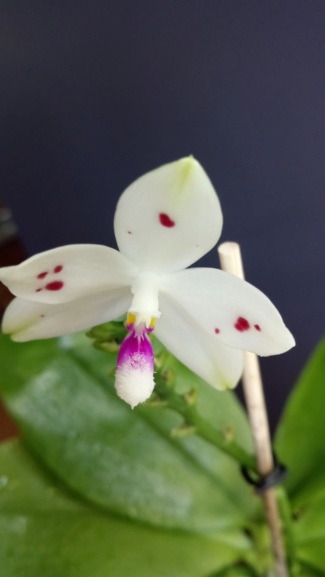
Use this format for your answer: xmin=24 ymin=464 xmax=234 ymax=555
xmin=218 ymin=242 xmax=288 ymax=577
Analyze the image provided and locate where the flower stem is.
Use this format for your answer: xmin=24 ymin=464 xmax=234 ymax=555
xmin=218 ymin=242 xmax=289 ymax=577
xmin=154 ymin=370 xmax=256 ymax=471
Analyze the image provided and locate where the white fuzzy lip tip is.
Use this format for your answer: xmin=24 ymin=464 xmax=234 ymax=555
xmin=115 ymin=365 xmax=155 ymax=409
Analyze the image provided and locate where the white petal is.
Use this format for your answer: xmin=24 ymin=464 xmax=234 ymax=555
xmin=0 ymin=244 xmax=138 ymax=304
xmin=2 ymin=289 xmax=132 ymax=342
xmin=155 ymin=292 xmax=243 ymax=390
xmin=160 ymin=268 xmax=295 ymax=357
xmin=114 ymin=157 xmax=223 ymax=274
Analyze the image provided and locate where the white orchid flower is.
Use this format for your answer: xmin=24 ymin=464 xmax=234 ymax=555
xmin=0 ymin=157 xmax=294 ymax=408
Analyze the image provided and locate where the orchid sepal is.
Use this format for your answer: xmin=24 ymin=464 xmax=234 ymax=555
xmin=114 ymin=156 xmax=223 ymax=274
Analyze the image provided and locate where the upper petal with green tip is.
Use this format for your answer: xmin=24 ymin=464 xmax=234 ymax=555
xmin=114 ymin=157 xmax=223 ymax=274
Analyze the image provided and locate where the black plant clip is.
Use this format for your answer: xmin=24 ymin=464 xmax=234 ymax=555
xmin=241 ymin=453 xmax=287 ymax=494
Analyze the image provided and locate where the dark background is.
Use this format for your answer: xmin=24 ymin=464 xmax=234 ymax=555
xmin=0 ymin=1 xmax=324 ymax=429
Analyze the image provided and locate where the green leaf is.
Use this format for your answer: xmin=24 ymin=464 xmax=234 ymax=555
xmin=206 ymin=565 xmax=259 ymax=577
xmin=0 ymin=333 xmax=258 ymax=534
xmin=275 ymin=338 xmax=325 ymax=505
xmin=294 ymin=491 xmax=325 ymax=573
xmin=0 ymin=440 xmax=247 ymax=577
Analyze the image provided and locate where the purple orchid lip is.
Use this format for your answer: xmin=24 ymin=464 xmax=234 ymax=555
xmin=117 ymin=326 xmax=154 ymax=371
xmin=115 ymin=323 xmax=155 ymax=408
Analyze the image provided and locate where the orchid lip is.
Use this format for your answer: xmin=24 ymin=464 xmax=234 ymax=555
xmin=115 ymin=323 xmax=155 ymax=408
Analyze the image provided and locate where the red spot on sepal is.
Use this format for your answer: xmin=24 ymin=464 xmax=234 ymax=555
xmin=54 ymin=265 xmax=63 ymax=273
xmin=159 ymin=213 xmax=175 ymax=228
xmin=254 ymin=324 xmax=261 ymax=331
xmin=45 ymin=281 xmax=64 ymax=291
xmin=36 ymin=288 xmax=43 ymax=292
xmin=37 ymin=272 xmax=48 ymax=279
xmin=214 ymin=328 xmax=220 ymax=334
xmin=234 ymin=317 xmax=250 ymax=332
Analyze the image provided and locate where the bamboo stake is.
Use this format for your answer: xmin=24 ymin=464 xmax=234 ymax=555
xmin=218 ymin=242 xmax=288 ymax=577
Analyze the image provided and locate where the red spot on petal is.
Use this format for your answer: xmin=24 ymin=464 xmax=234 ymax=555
xmin=36 ymin=288 xmax=43 ymax=292
xmin=254 ymin=324 xmax=261 ymax=331
xmin=214 ymin=328 xmax=220 ymax=334
xmin=37 ymin=272 xmax=48 ymax=279
xmin=54 ymin=265 xmax=63 ymax=273
xmin=159 ymin=213 xmax=175 ymax=228
xmin=235 ymin=317 xmax=250 ymax=332
xmin=45 ymin=281 xmax=64 ymax=291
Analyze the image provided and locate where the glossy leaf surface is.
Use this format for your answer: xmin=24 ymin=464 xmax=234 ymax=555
xmin=0 ymin=333 xmax=257 ymax=533
xmin=0 ymin=440 xmax=245 ymax=577
xmin=294 ymin=491 xmax=325 ymax=573
xmin=275 ymin=338 xmax=325 ymax=505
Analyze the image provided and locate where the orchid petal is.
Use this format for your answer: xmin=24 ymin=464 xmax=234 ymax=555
xmin=2 ymin=289 xmax=132 ymax=342
xmin=160 ymin=268 xmax=295 ymax=357
xmin=114 ymin=157 xmax=223 ymax=274
xmin=155 ymin=292 xmax=244 ymax=390
xmin=0 ymin=245 xmax=138 ymax=304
